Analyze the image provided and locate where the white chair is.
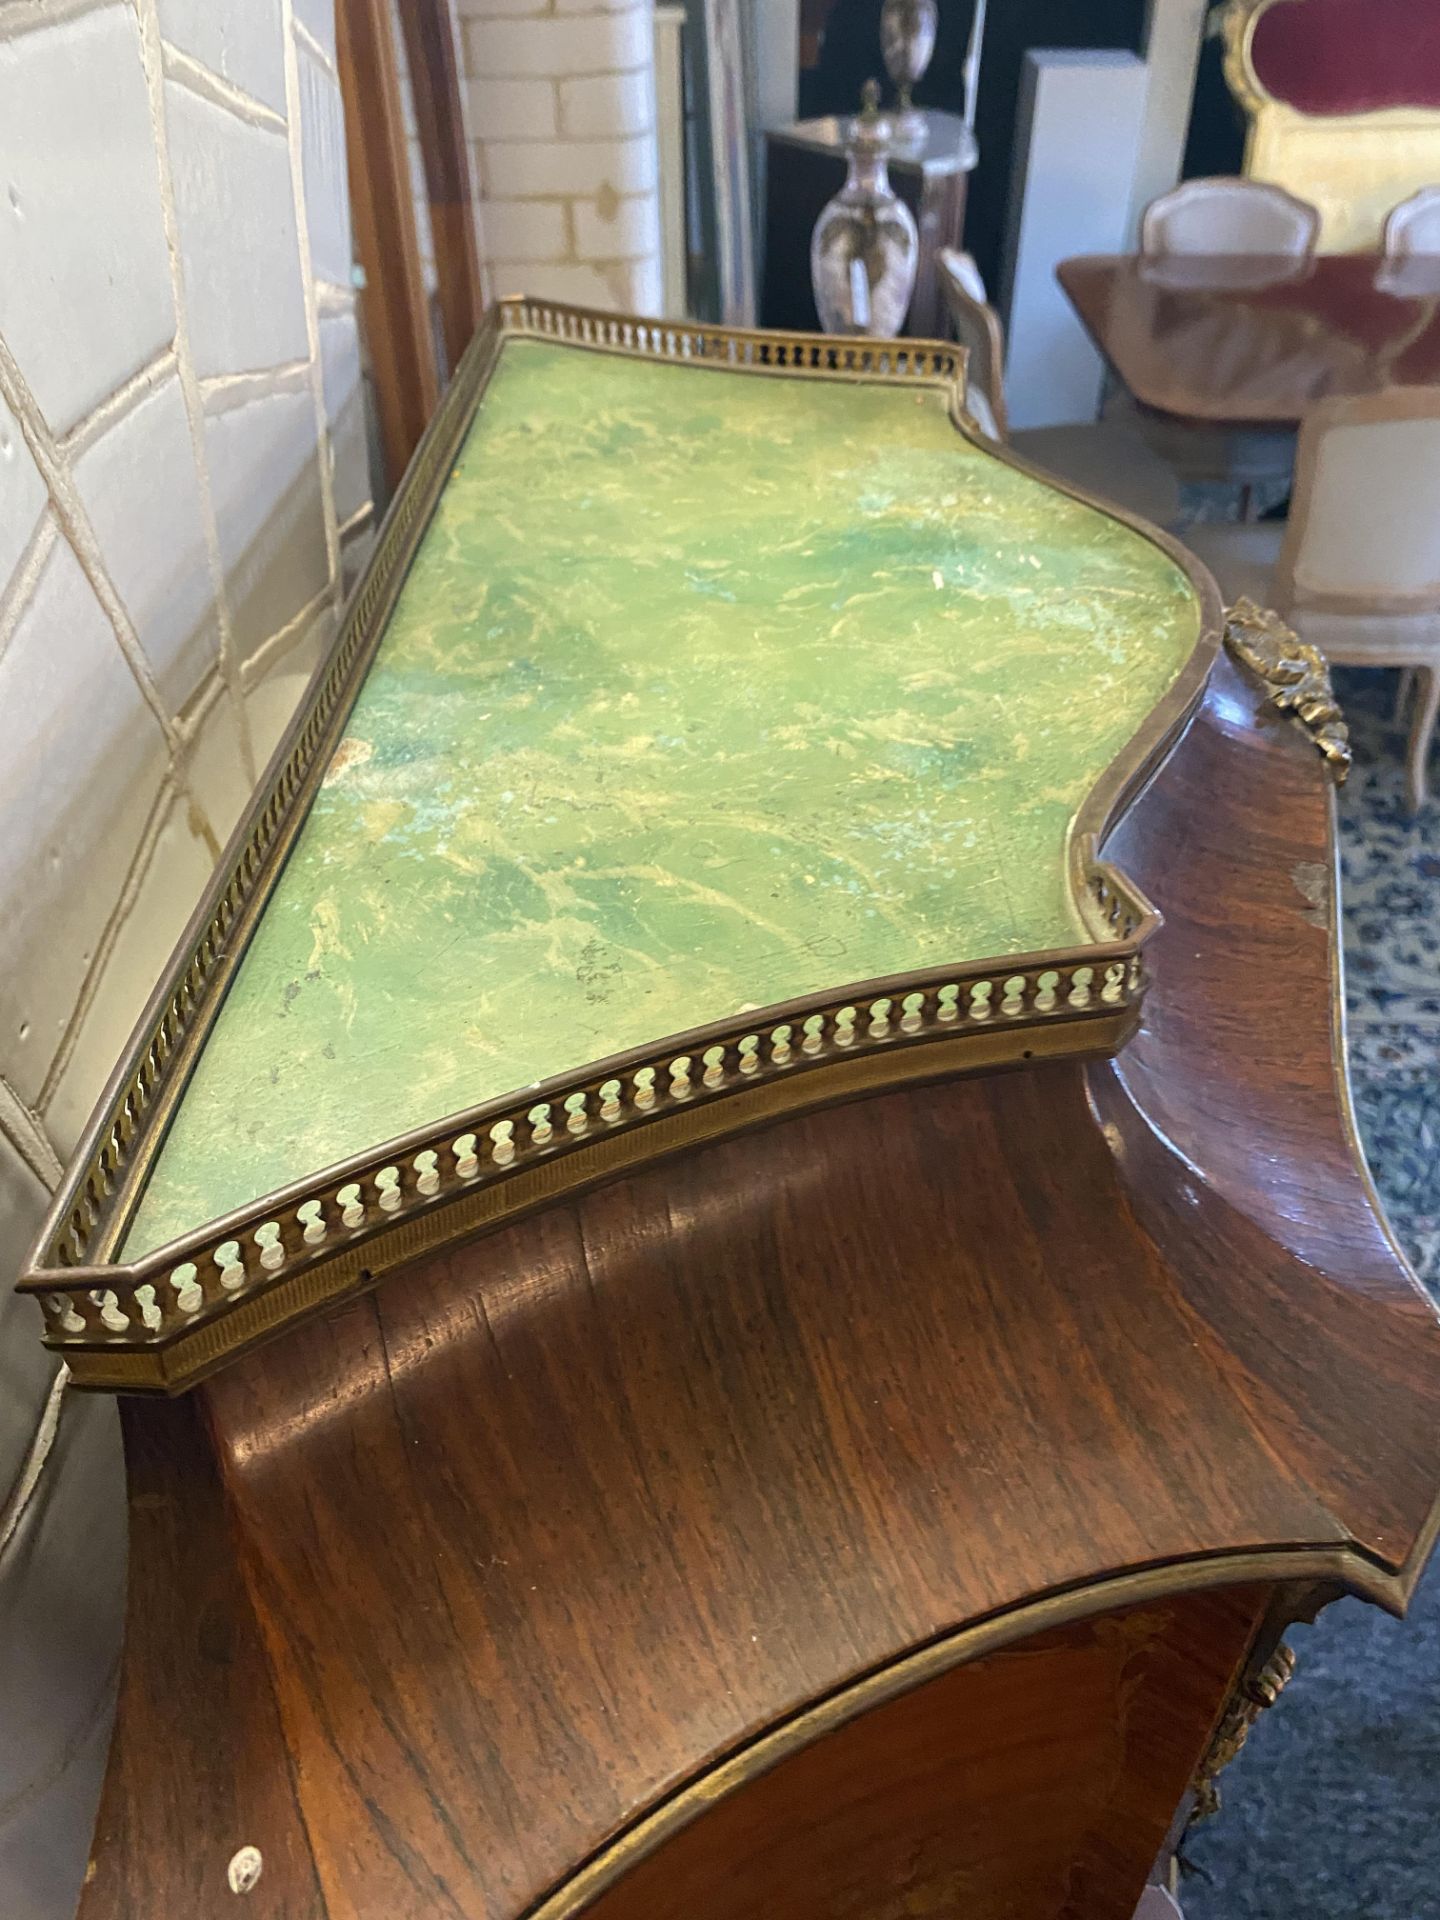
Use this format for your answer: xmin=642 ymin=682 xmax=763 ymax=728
xmin=1378 ymin=188 xmax=1440 ymax=295
xmin=938 ymin=245 xmax=989 ymax=308
xmin=937 ymin=249 xmax=1181 ymax=530
xmin=1185 ymin=389 xmax=1440 ymax=812
xmin=1384 ymin=186 xmax=1440 ymax=259
xmin=1140 ymin=177 xmax=1320 ymax=262
xmin=938 ymin=250 xmax=1008 ymax=439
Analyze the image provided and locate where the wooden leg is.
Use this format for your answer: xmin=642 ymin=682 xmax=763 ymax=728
xmin=1405 ymin=667 xmax=1440 ymax=815
xmin=1394 ymin=667 xmax=1415 ymax=724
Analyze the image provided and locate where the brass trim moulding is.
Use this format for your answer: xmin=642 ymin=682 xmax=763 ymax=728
xmin=527 ymin=1546 xmax=1397 ymax=1920
xmin=18 ymin=296 xmax=1224 ymax=1394
xmin=1223 ymin=597 xmax=1351 ymax=781
xmin=1191 ymin=1639 xmax=1297 ymax=1822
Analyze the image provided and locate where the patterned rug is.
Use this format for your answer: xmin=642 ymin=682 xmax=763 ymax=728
xmin=1184 ymin=665 xmax=1440 ymax=1919
xmin=1335 ymin=669 xmax=1440 ymax=1290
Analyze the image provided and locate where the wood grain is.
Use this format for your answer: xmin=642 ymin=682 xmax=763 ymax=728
xmin=395 ymin=0 xmax=482 ymax=378
xmin=583 ymin=1589 xmax=1264 ymax=1920
xmin=77 ymin=650 xmax=1440 ymax=1918
xmin=336 ymin=0 xmax=438 ymax=493
xmin=81 ymin=1395 xmax=324 ymax=1919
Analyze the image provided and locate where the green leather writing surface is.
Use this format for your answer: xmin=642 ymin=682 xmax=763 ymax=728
xmin=126 ymin=338 xmax=1200 ymax=1254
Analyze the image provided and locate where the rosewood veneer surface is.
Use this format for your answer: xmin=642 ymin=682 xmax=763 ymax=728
xmin=77 ymin=650 xmax=1440 ymax=1919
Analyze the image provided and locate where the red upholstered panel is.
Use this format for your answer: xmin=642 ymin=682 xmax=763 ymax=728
xmin=1251 ymin=0 xmax=1440 ymax=115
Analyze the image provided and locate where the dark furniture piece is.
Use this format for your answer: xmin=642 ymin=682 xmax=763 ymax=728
xmin=762 ymin=108 xmax=977 ymax=337
xmin=22 ymin=301 xmax=1440 ymax=1920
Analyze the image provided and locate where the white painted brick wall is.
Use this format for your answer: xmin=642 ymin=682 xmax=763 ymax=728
xmin=165 ymin=83 xmax=311 ymax=378
xmin=0 ymin=10 xmax=176 ymax=436
xmin=0 ymin=395 xmax=46 ymax=586
xmin=465 ymin=9 xmax=650 ymax=76
xmin=505 ymin=259 xmax=626 ymax=305
xmin=467 ymin=72 xmax=558 ymax=139
xmin=458 ymin=0 xmax=553 ymax=16
xmin=320 ymin=299 xmax=370 ymax=531
xmin=0 ymin=537 xmax=166 ymax=1109
xmin=204 ymin=382 xmax=332 ymax=664
xmin=558 ymin=65 xmax=652 ymax=137
xmin=483 ymin=129 xmax=656 ymax=197
xmin=460 ymin=0 xmax=662 ymax=316
xmin=293 ymin=0 xmax=337 ymax=62
xmin=572 ymin=187 xmax=658 ymax=260
xmin=480 ymin=196 xmax=571 ymax=260
xmin=158 ymin=0 xmax=289 ymax=116
xmin=0 ymin=7 xmax=370 ymax=1917
xmin=299 ymin=37 xmax=355 ymax=288
xmin=71 ymin=373 xmax=220 ymax=711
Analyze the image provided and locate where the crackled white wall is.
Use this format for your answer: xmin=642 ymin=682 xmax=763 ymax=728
xmin=458 ymin=0 xmax=663 ymax=314
xmin=0 ymin=4 xmax=370 ymax=1915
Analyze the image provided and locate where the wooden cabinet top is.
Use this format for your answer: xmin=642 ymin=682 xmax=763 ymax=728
xmin=21 ymin=302 xmax=1218 ymax=1391
xmin=57 ymin=304 xmax=1440 ymax=1920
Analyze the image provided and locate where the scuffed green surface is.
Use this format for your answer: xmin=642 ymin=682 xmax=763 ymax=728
xmin=126 ymin=338 xmax=1200 ymax=1253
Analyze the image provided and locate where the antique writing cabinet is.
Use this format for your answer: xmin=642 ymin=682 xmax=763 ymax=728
xmin=22 ymin=301 xmax=1440 ymax=1920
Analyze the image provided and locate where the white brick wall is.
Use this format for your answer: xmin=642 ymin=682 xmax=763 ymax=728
xmin=483 ymin=128 xmax=655 ymax=196
xmin=466 ymin=9 xmax=651 ymax=75
xmin=0 ymin=10 xmax=177 ymax=436
xmin=165 ymin=83 xmax=312 ymax=378
xmin=71 ymin=372 xmax=220 ymax=710
xmin=158 ymin=0 xmax=290 ymax=115
xmin=0 ymin=6 xmax=370 ymax=1917
xmin=459 ymin=0 xmax=662 ymax=315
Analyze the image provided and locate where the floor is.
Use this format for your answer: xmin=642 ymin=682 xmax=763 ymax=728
xmin=1184 ymin=669 xmax=1440 ymax=1919
xmin=1334 ymin=672 xmax=1440 ymax=1294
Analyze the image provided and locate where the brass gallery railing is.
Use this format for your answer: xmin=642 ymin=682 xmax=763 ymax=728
xmin=29 ymin=940 xmax=1149 ymax=1392
xmin=17 ymin=296 xmax=1200 ymax=1395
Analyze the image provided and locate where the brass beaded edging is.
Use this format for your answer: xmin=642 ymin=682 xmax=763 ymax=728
xmin=18 ymin=296 xmax=1222 ymax=1394
xmin=54 ymin=1007 xmax=1139 ymax=1394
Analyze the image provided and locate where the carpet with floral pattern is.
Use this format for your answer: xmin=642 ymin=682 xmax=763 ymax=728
xmin=1336 ymin=670 xmax=1440 ymax=1290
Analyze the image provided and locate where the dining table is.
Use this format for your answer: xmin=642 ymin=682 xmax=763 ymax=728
xmin=1059 ymin=251 xmax=1440 ymax=429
